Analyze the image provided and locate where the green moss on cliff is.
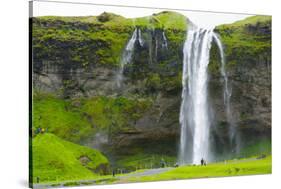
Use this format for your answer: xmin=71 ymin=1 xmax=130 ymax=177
xmin=81 ymin=96 xmax=152 ymax=135
xmin=32 ymin=92 xmax=152 ymax=142
xmin=32 ymin=11 xmax=187 ymax=68
xmin=32 ymin=19 xmax=131 ymax=67
xmin=210 ymin=15 xmax=271 ymax=74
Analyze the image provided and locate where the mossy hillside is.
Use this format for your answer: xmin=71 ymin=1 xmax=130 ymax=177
xmin=209 ymin=15 xmax=271 ymax=74
xmin=31 ymin=133 xmax=108 ymax=183
xmin=32 ymin=11 xmax=187 ymax=69
xmin=32 ymin=93 xmax=93 ymax=142
xmin=32 ymin=92 xmax=152 ymax=142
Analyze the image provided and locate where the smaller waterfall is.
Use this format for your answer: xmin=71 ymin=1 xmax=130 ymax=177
xmin=155 ymin=38 xmax=158 ymax=60
xmin=162 ymin=31 xmax=168 ymax=49
xmin=213 ymin=34 xmax=240 ymax=155
xmin=138 ymin=29 xmax=144 ymax=47
xmin=213 ymin=34 xmax=231 ymax=106
xmin=116 ymin=28 xmax=138 ymax=88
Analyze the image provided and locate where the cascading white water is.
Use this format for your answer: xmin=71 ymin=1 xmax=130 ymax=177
xmin=213 ymin=34 xmax=240 ymax=154
xmin=162 ymin=31 xmax=168 ymax=49
xmin=213 ymin=34 xmax=232 ymax=129
xmin=179 ymin=24 xmax=214 ymax=165
xmin=138 ymin=28 xmax=144 ymax=47
xmin=116 ymin=28 xmax=142 ymax=87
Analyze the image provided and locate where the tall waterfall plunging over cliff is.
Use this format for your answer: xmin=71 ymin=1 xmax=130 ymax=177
xmin=179 ymin=25 xmax=214 ymax=164
xmin=179 ymin=23 xmax=235 ymax=164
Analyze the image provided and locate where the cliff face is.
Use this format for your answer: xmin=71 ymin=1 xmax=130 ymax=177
xmin=32 ymin=12 xmax=187 ymax=163
xmin=32 ymin=12 xmax=271 ymax=163
xmin=209 ymin=16 xmax=271 ymax=156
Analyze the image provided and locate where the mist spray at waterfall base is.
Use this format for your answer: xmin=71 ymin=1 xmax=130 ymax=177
xmin=179 ymin=22 xmax=236 ymax=165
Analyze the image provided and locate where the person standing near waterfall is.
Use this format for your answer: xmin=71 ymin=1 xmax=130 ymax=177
xmin=201 ymin=158 xmax=204 ymax=166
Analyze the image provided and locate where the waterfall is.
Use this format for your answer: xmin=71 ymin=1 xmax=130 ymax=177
xmin=179 ymin=22 xmax=239 ymax=164
xmin=116 ymin=28 xmax=140 ymax=88
xmin=162 ymin=31 xmax=168 ymax=49
xmin=179 ymin=24 xmax=214 ymax=165
xmin=213 ymin=34 xmax=240 ymax=155
xmin=138 ymin=28 xmax=144 ymax=47
xmin=213 ymin=34 xmax=232 ymax=128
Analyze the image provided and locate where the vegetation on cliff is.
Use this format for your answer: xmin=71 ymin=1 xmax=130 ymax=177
xmin=32 ymin=92 xmax=152 ymax=143
xmin=32 ymin=11 xmax=187 ymax=68
xmin=209 ymin=15 xmax=271 ymax=74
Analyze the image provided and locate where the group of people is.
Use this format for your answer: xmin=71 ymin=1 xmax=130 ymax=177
xmin=112 ymin=157 xmax=207 ymax=177
xmin=166 ymin=157 xmax=208 ymax=168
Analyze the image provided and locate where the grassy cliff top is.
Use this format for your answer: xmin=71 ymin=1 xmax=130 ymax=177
xmin=216 ymin=15 xmax=271 ymax=30
xmin=231 ymin=15 xmax=271 ymax=26
xmin=34 ymin=11 xmax=188 ymax=30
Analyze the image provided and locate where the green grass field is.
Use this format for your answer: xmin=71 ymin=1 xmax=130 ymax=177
xmin=122 ymin=155 xmax=271 ymax=183
xmin=32 ymin=145 xmax=271 ymax=187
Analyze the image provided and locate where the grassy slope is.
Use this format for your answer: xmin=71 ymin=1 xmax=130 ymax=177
xmin=32 ymin=93 xmax=93 ymax=142
xmin=31 ymin=133 xmax=108 ymax=183
xmin=125 ymin=156 xmax=271 ymax=183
